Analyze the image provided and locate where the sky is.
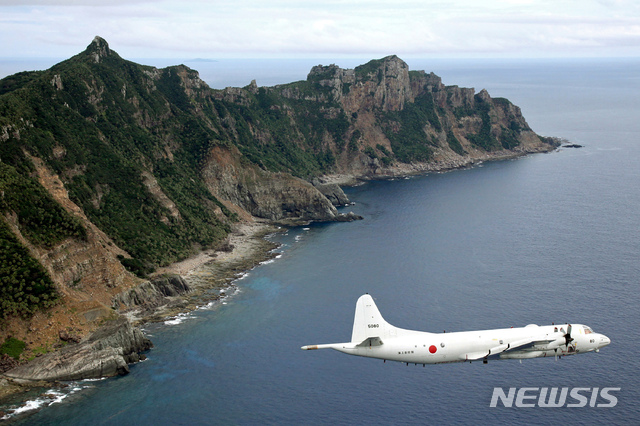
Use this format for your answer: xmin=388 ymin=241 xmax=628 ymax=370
xmin=0 ymin=0 xmax=639 ymax=60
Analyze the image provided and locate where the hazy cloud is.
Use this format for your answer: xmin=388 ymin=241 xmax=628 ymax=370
xmin=0 ymin=0 xmax=639 ymax=58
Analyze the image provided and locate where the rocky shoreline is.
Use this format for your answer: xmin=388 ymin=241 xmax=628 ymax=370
xmin=320 ymin=142 xmax=559 ymax=186
xmin=121 ymin=221 xmax=282 ymax=325
xmin=0 ymin=220 xmax=281 ymax=410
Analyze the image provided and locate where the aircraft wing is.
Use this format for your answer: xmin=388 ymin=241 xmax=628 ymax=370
xmin=463 ymin=336 xmax=556 ymax=361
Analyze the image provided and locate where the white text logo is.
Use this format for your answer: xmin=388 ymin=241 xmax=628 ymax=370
xmin=490 ymin=387 xmax=620 ymax=408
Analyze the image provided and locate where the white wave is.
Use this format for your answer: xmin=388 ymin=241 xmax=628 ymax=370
xmin=261 ymin=252 xmax=282 ymax=263
xmin=235 ymin=271 xmax=250 ymax=280
xmin=2 ymin=383 xmax=88 ymax=420
xmin=4 ymin=398 xmax=47 ymax=418
xmin=164 ymin=312 xmax=192 ymax=325
xmin=200 ymin=301 xmax=216 ymax=309
xmin=197 ymin=285 xmax=240 ymax=311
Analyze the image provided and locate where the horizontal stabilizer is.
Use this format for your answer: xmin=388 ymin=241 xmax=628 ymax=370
xmin=356 ymin=337 xmax=383 ymax=347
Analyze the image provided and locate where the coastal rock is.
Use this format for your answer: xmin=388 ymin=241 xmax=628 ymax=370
xmin=4 ymin=318 xmax=152 ymax=382
xmin=312 ymin=180 xmax=350 ymax=206
xmin=334 ymin=212 xmax=364 ymax=222
xmin=112 ymin=275 xmax=191 ymax=312
xmin=88 ymin=36 xmax=112 ymax=63
xmin=58 ymin=329 xmax=81 ymax=344
xmin=310 ymin=55 xmax=414 ymax=113
xmin=0 ymin=355 xmax=19 ymax=374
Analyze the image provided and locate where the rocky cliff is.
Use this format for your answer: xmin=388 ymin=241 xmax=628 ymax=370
xmin=0 ymin=37 xmax=558 ymax=384
xmin=202 ymin=146 xmax=357 ymax=224
xmin=4 ymin=318 xmax=152 ymax=381
xmin=265 ymin=55 xmax=552 ymax=177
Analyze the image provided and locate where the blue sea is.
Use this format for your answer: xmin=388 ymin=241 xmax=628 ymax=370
xmin=2 ymin=57 xmax=640 ymax=424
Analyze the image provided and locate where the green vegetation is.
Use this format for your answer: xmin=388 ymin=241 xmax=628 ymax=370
xmin=355 ymin=58 xmax=387 ymax=81
xmin=215 ymin=82 xmax=348 ymax=178
xmin=0 ymin=71 xmax=44 ymax=96
xmin=0 ymin=337 xmax=26 ymax=359
xmin=0 ymin=162 xmax=86 ymax=247
xmin=307 ymin=65 xmax=338 ymax=83
xmin=117 ymin=255 xmax=155 ymax=278
xmin=0 ymin=43 xmax=232 ymax=268
xmin=447 ymin=131 xmax=466 ymax=156
xmin=467 ymin=95 xmax=501 ymax=151
xmin=27 ymin=344 xmax=52 ymax=360
xmin=0 ymin=219 xmax=58 ymax=319
xmin=380 ymin=93 xmax=442 ymax=163
xmin=0 ymin=161 xmax=76 ymax=320
xmin=466 ymin=95 xmax=523 ymax=151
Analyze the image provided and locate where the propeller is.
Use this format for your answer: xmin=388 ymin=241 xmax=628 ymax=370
xmin=564 ymin=324 xmax=574 ymax=347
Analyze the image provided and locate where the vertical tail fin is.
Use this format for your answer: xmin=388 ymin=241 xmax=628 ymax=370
xmin=351 ymin=294 xmax=395 ymax=343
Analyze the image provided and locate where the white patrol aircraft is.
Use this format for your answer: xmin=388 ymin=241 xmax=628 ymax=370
xmin=301 ymin=294 xmax=611 ymax=365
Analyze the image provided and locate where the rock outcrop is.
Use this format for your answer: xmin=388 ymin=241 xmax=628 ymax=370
xmin=4 ymin=318 xmax=152 ymax=382
xmin=312 ymin=179 xmax=350 ymax=206
xmin=202 ymin=146 xmax=360 ymax=224
xmin=112 ymin=274 xmax=191 ymax=315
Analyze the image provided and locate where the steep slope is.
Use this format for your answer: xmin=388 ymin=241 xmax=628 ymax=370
xmin=0 ymin=37 xmax=234 ymax=270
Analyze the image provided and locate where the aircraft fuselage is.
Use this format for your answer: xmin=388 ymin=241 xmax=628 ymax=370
xmin=301 ymin=295 xmax=611 ymax=365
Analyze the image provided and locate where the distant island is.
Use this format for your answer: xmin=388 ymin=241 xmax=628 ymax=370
xmin=0 ymin=36 xmax=559 ymax=394
xmin=184 ymin=58 xmax=219 ymax=63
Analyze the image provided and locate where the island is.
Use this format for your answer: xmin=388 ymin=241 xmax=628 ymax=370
xmin=0 ymin=36 xmax=559 ymax=398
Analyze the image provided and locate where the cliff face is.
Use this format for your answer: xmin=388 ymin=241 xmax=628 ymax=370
xmin=0 ymin=38 xmax=557 ymax=377
xmin=303 ymin=56 xmax=416 ymax=113
xmin=269 ymin=55 xmax=551 ymax=177
xmin=202 ymin=146 xmax=340 ymax=223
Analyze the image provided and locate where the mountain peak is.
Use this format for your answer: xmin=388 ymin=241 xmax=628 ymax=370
xmin=86 ymin=36 xmax=111 ymax=63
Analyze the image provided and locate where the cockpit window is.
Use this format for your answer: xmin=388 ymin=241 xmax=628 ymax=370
xmin=583 ymin=326 xmax=593 ymax=334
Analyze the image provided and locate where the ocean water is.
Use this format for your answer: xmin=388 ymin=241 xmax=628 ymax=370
xmin=3 ymin=58 xmax=640 ymax=425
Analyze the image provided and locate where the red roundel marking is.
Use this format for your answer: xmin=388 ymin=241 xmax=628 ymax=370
xmin=429 ymin=345 xmax=437 ymax=354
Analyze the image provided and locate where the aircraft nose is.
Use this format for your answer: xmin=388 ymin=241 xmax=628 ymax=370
xmin=598 ymin=334 xmax=611 ymax=348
